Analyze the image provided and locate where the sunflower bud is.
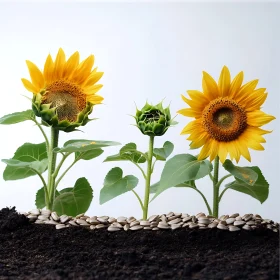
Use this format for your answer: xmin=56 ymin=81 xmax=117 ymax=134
xmin=135 ymin=102 xmax=172 ymax=137
xmin=32 ymin=92 xmax=94 ymax=132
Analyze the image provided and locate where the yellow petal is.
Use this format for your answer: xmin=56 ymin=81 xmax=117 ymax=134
xmin=72 ymin=55 xmax=95 ymax=84
xmin=84 ymin=84 xmax=103 ymax=95
xmin=229 ymin=71 xmax=243 ymax=98
xmin=83 ymin=71 xmax=104 ymax=87
xmin=188 ymin=132 xmax=209 ymax=149
xmin=202 ymin=71 xmax=220 ymax=100
xmin=26 ymin=60 xmax=44 ymax=90
xmin=209 ymin=140 xmax=219 ymax=162
xmin=247 ymin=110 xmax=275 ymax=127
xmin=180 ymin=119 xmax=201 ymax=135
xmin=198 ymin=140 xmax=212 ymax=161
xmin=235 ymin=79 xmax=259 ymax=102
xmin=177 ymin=108 xmax=201 ymax=118
xmin=241 ymin=88 xmax=267 ymax=111
xmin=187 ymin=90 xmax=210 ymax=104
xmin=227 ymin=141 xmax=241 ymax=163
xmin=235 ymin=138 xmax=251 ymax=162
xmin=43 ymin=54 xmax=54 ymax=84
xmin=218 ymin=142 xmax=228 ymax=163
xmin=21 ymin=78 xmax=38 ymax=93
xmin=86 ymin=94 xmax=104 ymax=104
xmin=218 ymin=66 xmax=231 ymax=97
xmin=53 ymin=48 xmax=66 ymax=79
xmin=63 ymin=51 xmax=80 ymax=78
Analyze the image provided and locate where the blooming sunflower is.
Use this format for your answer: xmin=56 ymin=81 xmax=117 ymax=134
xmin=21 ymin=48 xmax=104 ymax=132
xmin=178 ymin=66 xmax=275 ymax=163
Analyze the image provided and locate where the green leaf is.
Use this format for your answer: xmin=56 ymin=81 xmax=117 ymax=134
xmin=54 ymin=139 xmax=121 ymax=153
xmin=35 ymin=187 xmax=46 ymax=209
xmin=53 ymin=177 xmax=93 ymax=216
xmin=99 ymin=167 xmax=138 ymax=204
xmin=224 ymin=166 xmax=269 ymax=204
xmin=59 ymin=187 xmax=73 ymax=194
xmin=0 ymin=110 xmax=35 ymax=125
xmin=223 ymin=159 xmax=258 ymax=185
xmin=104 ymin=143 xmax=146 ymax=164
xmin=2 ymin=142 xmax=48 ymax=180
xmin=153 ymin=141 xmax=174 ymax=161
xmin=150 ymin=180 xmax=195 ymax=194
xmin=152 ymin=154 xmax=213 ymax=201
xmin=75 ymin=148 xmax=104 ymax=161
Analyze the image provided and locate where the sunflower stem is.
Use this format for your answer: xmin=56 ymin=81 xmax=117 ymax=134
xmin=143 ymin=136 xmax=154 ymax=220
xmin=46 ymin=128 xmax=59 ymax=210
xmin=213 ymin=156 xmax=220 ymax=218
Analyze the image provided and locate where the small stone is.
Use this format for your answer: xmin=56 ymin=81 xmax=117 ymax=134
xmin=35 ymin=220 xmax=44 ymax=224
xmin=150 ymin=221 xmax=158 ymax=227
xmin=144 ymin=227 xmax=152 ymax=230
xmin=171 ymin=224 xmax=181 ymax=230
xmin=89 ymin=218 xmax=99 ymax=225
xmin=60 ymin=215 xmax=70 ymax=224
xmin=51 ymin=212 xmax=59 ymax=221
xmin=127 ymin=216 xmax=136 ymax=223
xmin=124 ymin=224 xmax=130 ymax=231
xmin=246 ymin=221 xmax=256 ymax=226
xmin=242 ymin=225 xmax=251 ymax=231
xmin=117 ymin=216 xmax=127 ymax=225
xmin=56 ymin=224 xmax=66 ymax=230
xmin=111 ymin=222 xmax=123 ymax=229
xmin=263 ymin=219 xmax=272 ymax=224
xmin=166 ymin=211 xmax=174 ymax=218
xmin=217 ymin=224 xmax=228 ymax=230
xmin=192 ymin=216 xmax=197 ymax=223
xmin=75 ymin=213 xmax=85 ymax=219
xmin=208 ymin=222 xmax=218 ymax=228
xmin=229 ymin=213 xmax=239 ymax=218
xmin=267 ymin=224 xmax=272 ymax=229
xmin=226 ymin=218 xmax=236 ymax=225
xmin=27 ymin=215 xmax=38 ymax=222
xmin=44 ymin=220 xmax=58 ymax=225
xmin=235 ymin=216 xmax=242 ymax=221
xmin=108 ymin=217 xmax=116 ymax=223
xmin=148 ymin=215 xmax=159 ymax=222
xmin=130 ymin=221 xmax=140 ymax=227
xmin=30 ymin=209 xmax=40 ymax=215
xmin=234 ymin=221 xmax=246 ymax=227
xmin=152 ymin=227 xmax=159 ymax=231
xmin=219 ymin=220 xmax=227 ymax=225
xmin=273 ymin=228 xmax=278 ymax=233
xmin=97 ymin=217 xmax=108 ymax=224
xmin=196 ymin=212 xmax=206 ymax=218
xmin=160 ymin=215 xmax=167 ymax=223
xmin=157 ymin=224 xmax=170 ymax=229
xmin=41 ymin=209 xmax=51 ymax=216
xmin=96 ymin=224 xmax=106 ymax=229
xmin=130 ymin=225 xmax=143 ymax=231
xmin=168 ymin=218 xmax=181 ymax=225
xmin=80 ymin=216 xmax=89 ymax=221
xmin=90 ymin=225 xmax=96 ymax=230
xmin=182 ymin=223 xmax=189 ymax=228
xmin=76 ymin=219 xmax=90 ymax=226
xmin=182 ymin=216 xmax=192 ymax=223
xmin=229 ymin=225 xmax=240 ymax=232
xmin=242 ymin=214 xmax=253 ymax=221
xmin=37 ymin=215 xmax=49 ymax=221
xmin=140 ymin=221 xmax=150 ymax=226
xmin=198 ymin=218 xmax=211 ymax=225
xmin=108 ymin=226 xmax=120 ymax=232
xmin=189 ymin=223 xmax=199 ymax=229
xmin=68 ymin=221 xmax=78 ymax=226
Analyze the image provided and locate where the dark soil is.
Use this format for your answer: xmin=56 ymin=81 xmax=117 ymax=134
xmin=0 ymin=208 xmax=278 ymax=280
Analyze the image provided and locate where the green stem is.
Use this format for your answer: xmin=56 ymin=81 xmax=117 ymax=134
xmin=131 ymin=189 xmax=144 ymax=211
xmin=55 ymin=160 xmax=77 ymax=189
xmin=151 ymin=159 xmax=157 ymax=173
xmin=143 ymin=136 xmax=154 ymax=220
xmin=218 ymin=186 xmax=231 ymax=203
xmin=46 ymin=128 xmax=59 ymax=210
xmin=189 ymin=186 xmax=212 ymax=216
xmin=131 ymin=162 xmax=147 ymax=180
xmin=216 ymin=174 xmax=232 ymax=189
xmin=212 ymin=156 xmax=220 ymax=217
xmin=52 ymin=153 xmax=71 ymax=180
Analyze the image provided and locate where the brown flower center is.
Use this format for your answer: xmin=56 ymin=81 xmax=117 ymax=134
xmin=42 ymin=80 xmax=86 ymax=122
xmin=202 ymin=98 xmax=247 ymax=142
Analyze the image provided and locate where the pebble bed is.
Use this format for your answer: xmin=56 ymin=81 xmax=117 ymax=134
xmin=22 ymin=209 xmax=279 ymax=233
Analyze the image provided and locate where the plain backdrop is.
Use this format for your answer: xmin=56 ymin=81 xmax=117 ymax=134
xmin=0 ymin=2 xmax=279 ymax=221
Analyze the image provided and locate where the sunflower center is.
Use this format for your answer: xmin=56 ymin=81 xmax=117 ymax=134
xmin=143 ymin=109 xmax=163 ymax=124
xmin=202 ymin=98 xmax=247 ymax=142
xmin=42 ymin=80 xmax=86 ymax=122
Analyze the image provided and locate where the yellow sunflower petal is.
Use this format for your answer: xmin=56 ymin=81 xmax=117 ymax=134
xmin=21 ymin=78 xmax=38 ymax=93
xmin=180 ymin=119 xmax=202 ymax=135
xmin=235 ymin=138 xmax=251 ymax=162
xmin=86 ymin=94 xmax=104 ymax=104
xmin=228 ymin=140 xmax=241 ymax=163
xmin=209 ymin=140 xmax=219 ymax=162
xmin=72 ymin=55 xmax=95 ymax=84
xmin=83 ymin=71 xmax=104 ymax=87
xmin=218 ymin=66 xmax=231 ymax=97
xmin=63 ymin=51 xmax=80 ymax=78
xmin=84 ymin=84 xmax=103 ymax=95
xmin=25 ymin=60 xmax=44 ymax=91
xmin=43 ymin=54 xmax=54 ymax=84
xmin=189 ymin=134 xmax=208 ymax=149
xmin=198 ymin=140 xmax=212 ymax=160
xmin=241 ymin=89 xmax=267 ymax=112
xmin=234 ymin=79 xmax=259 ymax=102
xmin=187 ymin=90 xmax=210 ymax=104
xmin=229 ymin=71 xmax=243 ymax=98
xmin=177 ymin=108 xmax=201 ymax=118
xmin=218 ymin=142 xmax=228 ymax=163
xmin=202 ymin=71 xmax=220 ymax=99
xmin=53 ymin=48 xmax=66 ymax=79
xmin=247 ymin=110 xmax=275 ymax=126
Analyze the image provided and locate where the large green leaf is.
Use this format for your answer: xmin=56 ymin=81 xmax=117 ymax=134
xmin=224 ymin=166 xmax=269 ymax=203
xmin=35 ymin=187 xmax=60 ymax=209
xmin=150 ymin=180 xmax=195 ymax=194
xmin=2 ymin=142 xmax=48 ymax=180
xmin=152 ymin=154 xmax=213 ymax=201
xmin=104 ymin=143 xmax=146 ymax=164
xmin=54 ymin=139 xmax=120 ymax=153
xmin=0 ymin=110 xmax=35 ymax=125
xmin=99 ymin=167 xmax=138 ymax=204
xmin=153 ymin=141 xmax=174 ymax=161
xmin=223 ymin=159 xmax=258 ymax=185
xmin=75 ymin=148 xmax=104 ymax=161
xmin=53 ymin=177 xmax=93 ymax=216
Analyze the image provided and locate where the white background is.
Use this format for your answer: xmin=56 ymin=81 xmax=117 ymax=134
xmin=0 ymin=2 xmax=279 ymax=221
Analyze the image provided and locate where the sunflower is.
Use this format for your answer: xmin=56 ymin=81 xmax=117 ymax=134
xmin=21 ymin=48 xmax=104 ymax=132
xmin=178 ymin=66 xmax=275 ymax=163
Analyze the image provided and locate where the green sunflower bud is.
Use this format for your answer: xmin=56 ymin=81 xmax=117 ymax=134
xmin=32 ymin=92 xmax=94 ymax=133
xmin=135 ymin=101 xmax=172 ymax=137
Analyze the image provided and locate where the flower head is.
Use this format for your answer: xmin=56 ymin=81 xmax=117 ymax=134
xmin=178 ymin=66 xmax=275 ymax=163
xmin=22 ymin=48 xmax=104 ymax=132
xmin=135 ymin=101 xmax=172 ymax=137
